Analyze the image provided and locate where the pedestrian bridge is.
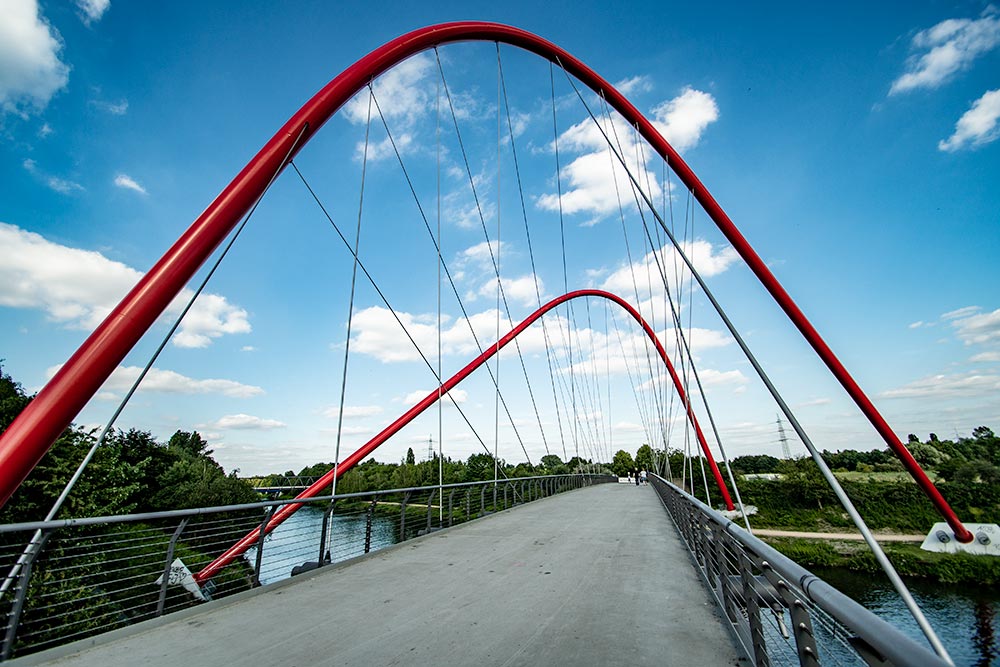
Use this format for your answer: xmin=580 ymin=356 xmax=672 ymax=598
xmin=6 ymin=477 xmax=946 ymax=666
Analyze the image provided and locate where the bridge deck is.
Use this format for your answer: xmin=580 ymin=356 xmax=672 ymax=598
xmin=16 ymin=483 xmax=743 ymax=666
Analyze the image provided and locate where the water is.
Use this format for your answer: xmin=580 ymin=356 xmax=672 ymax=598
xmin=815 ymin=567 xmax=1000 ymax=666
xmin=246 ymin=506 xmax=399 ymax=586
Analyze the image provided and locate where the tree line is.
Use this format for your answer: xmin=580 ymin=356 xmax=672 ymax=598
xmin=0 ymin=363 xmax=258 ymax=523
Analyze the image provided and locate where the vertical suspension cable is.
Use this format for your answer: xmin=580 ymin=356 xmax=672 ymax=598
xmin=436 ymin=66 xmax=444 ymax=522
xmin=330 ymin=92 xmax=372 ymax=506
xmin=494 ymin=49 xmax=501 ymax=486
xmin=549 ymin=63 xmax=578 ymax=468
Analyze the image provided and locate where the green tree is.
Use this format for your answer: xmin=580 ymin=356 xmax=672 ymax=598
xmin=540 ymin=454 xmax=563 ymax=469
xmin=405 ymin=447 xmax=416 ymax=466
xmin=611 ymin=450 xmax=635 ymax=476
xmin=634 ymin=444 xmax=654 ymax=472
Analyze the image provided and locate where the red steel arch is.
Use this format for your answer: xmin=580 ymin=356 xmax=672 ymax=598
xmin=194 ymin=288 xmax=733 ymax=584
xmin=0 ymin=22 xmax=971 ymax=541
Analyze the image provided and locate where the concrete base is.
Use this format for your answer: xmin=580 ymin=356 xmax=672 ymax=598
xmin=920 ymin=522 xmax=1000 ymax=555
xmin=14 ymin=484 xmax=744 ymax=666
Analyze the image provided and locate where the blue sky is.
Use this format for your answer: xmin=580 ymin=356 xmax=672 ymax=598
xmin=1 ymin=0 xmax=998 ymax=478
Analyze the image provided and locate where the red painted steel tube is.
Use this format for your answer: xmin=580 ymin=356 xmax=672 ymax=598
xmin=0 ymin=21 xmax=969 ymax=541
xmin=193 ymin=288 xmax=733 ymax=585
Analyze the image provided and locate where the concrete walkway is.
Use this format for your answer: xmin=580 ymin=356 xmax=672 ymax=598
xmin=16 ymin=483 xmax=744 ymax=666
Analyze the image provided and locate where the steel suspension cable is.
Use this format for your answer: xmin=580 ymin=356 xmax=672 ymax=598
xmin=367 ymin=85 xmax=534 ymax=467
xmin=329 ymin=90 xmax=372 ymax=505
xmin=290 ymin=162 xmax=515 ymax=473
xmin=495 ymin=45 xmax=554 ymax=460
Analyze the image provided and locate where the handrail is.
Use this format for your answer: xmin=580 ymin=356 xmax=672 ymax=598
xmin=0 ymin=474 xmax=611 ymax=534
xmin=648 ymin=473 xmax=951 ymax=667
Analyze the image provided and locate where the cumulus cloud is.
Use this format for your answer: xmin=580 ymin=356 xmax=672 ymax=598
xmin=114 ymin=173 xmax=147 ymax=194
xmin=75 ymin=0 xmax=110 ymax=25
xmin=939 ymin=89 xmax=1000 ymax=152
xmin=537 ymin=87 xmax=718 ymax=221
xmin=350 ymin=304 xmax=559 ymax=363
xmin=0 ymin=0 xmax=69 ymax=115
xmin=477 ymin=274 xmax=545 ymax=308
xmin=0 ymin=223 xmax=250 ymax=348
xmin=92 ymin=98 xmax=127 ymax=115
xmin=48 ymin=364 xmax=264 ymax=398
xmin=650 ymin=87 xmax=720 ymax=152
xmin=209 ymin=414 xmax=286 ymax=430
xmin=890 ymin=10 xmax=1000 ymax=94
xmin=601 ymin=239 xmax=739 ymax=300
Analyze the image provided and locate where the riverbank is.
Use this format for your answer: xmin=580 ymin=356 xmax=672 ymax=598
xmin=761 ymin=536 xmax=1000 ymax=584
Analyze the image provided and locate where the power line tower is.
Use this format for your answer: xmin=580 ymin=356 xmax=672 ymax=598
xmin=427 ymin=434 xmax=435 ymax=462
xmin=776 ymin=414 xmax=792 ymax=460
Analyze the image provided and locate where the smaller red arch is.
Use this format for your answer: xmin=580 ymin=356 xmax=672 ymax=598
xmin=194 ymin=288 xmax=734 ymax=584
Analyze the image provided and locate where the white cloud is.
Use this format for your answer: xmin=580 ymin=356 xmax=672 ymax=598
xmin=210 ymin=414 xmax=285 ymax=430
xmin=47 ymin=364 xmax=264 ymax=398
xmin=322 ymin=404 xmax=384 ymax=419
xmin=402 ymin=388 xmax=467 ymax=405
xmin=601 ymin=239 xmax=739 ymax=299
xmin=350 ymin=304 xmax=556 ymax=363
xmin=0 ymin=0 xmax=69 ymax=115
xmin=880 ymin=371 xmax=1000 ymax=398
xmin=890 ymin=10 xmax=1000 ymax=94
xmin=240 ymin=345 xmax=256 ymax=352
xmin=939 ymin=89 xmax=1000 ymax=152
xmin=971 ymin=351 xmax=1000 ymax=362
xmin=0 ymin=223 xmax=250 ymax=347
xmin=92 ymin=98 xmax=127 ymax=115
xmin=114 ymin=173 xmax=147 ymax=194
xmin=537 ymin=88 xmax=718 ymax=221
xmin=949 ymin=307 xmax=1000 ymax=346
xmin=650 ymin=87 xmax=720 ymax=152
xmin=942 ymin=305 xmax=980 ymax=320
xmin=23 ymin=159 xmax=83 ymax=194
xmin=75 ymin=0 xmax=110 ymax=25
xmin=615 ymin=75 xmax=653 ymax=96
xmin=477 ymin=274 xmax=544 ymax=308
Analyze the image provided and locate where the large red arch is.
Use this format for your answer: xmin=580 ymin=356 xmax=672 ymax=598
xmin=0 ymin=22 xmax=970 ymax=541
xmin=194 ymin=288 xmax=733 ymax=584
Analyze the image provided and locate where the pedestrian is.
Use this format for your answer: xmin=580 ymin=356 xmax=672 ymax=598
xmin=634 ymin=468 xmax=640 ymax=486
xmin=640 ymin=469 xmax=647 ymax=485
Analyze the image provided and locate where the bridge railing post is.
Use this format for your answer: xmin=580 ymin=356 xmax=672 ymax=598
xmin=156 ymin=518 xmax=190 ymax=617
xmin=760 ymin=560 xmax=819 ymax=667
xmin=426 ymin=489 xmax=436 ymax=531
xmin=738 ymin=550 xmax=769 ymax=666
xmin=1 ymin=530 xmax=51 ymax=661
xmin=364 ymin=496 xmax=377 ymax=554
xmin=447 ymin=490 xmax=456 ymax=527
xmin=399 ymin=491 xmax=411 ymax=542
xmin=318 ymin=501 xmax=336 ymax=565
xmin=253 ymin=505 xmax=277 ymax=587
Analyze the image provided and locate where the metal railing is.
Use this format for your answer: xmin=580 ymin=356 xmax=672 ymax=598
xmin=649 ymin=473 xmax=949 ymax=667
xmin=0 ymin=473 xmax=613 ymax=660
